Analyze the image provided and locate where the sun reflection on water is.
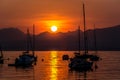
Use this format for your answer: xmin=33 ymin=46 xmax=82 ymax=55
xmin=50 ymin=51 xmax=58 ymax=80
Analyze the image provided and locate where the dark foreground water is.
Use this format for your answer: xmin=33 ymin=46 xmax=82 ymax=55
xmin=0 ymin=51 xmax=120 ymax=80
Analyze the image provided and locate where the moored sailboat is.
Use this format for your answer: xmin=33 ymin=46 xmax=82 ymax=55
xmin=69 ymin=4 xmax=93 ymax=70
xmin=8 ymin=25 xmax=37 ymax=67
xmin=69 ymin=26 xmax=93 ymax=71
xmin=69 ymin=3 xmax=99 ymax=71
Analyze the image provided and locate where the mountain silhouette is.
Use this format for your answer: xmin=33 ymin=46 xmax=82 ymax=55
xmin=0 ymin=25 xmax=120 ymax=50
xmin=0 ymin=28 xmax=26 ymax=50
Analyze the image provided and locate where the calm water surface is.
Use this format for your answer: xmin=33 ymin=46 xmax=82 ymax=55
xmin=0 ymin=51 xmax=120 ymax=80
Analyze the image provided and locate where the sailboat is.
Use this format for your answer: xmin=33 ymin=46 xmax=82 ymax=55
xmin=0 ymin=45 xmax=4 ymax=64
xmin=69 ymin=3 xmax=93 ymax=71
xmin=69 ymin=3 xmax=101 ymax=71
xmin=8 ymin=25 xmax=37 ymax=67
xmin=78 ymin=24 xmax=101 ymax=62
xmin=69 ymin=26 xmax=93 ymax=71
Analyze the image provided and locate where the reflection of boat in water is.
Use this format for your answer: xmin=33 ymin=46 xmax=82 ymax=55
xmin=8 ymin=25 xmax=37 ymax=67
xmin=0 ymin=45 xmax=4 ymax=64
xmin=69 ymin=70 xmax=95 ymax=80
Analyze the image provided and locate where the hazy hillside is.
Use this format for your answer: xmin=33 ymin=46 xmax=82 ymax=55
xmin=0 ymin=28 xmax=26 ymax=50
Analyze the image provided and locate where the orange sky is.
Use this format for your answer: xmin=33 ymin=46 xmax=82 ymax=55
xmin=0 ymin=0 xmax=120 ymax=34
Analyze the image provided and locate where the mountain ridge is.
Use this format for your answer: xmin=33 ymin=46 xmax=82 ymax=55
xmin=0 ymin=25 xmax=120 ymax=50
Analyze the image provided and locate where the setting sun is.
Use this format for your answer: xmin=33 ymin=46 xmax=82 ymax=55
xmin=51 ymin=26 xmax=58 ymax=32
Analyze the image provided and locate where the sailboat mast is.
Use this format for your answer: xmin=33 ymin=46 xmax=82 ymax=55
xmin=83 ymin=3 xmax=88 ymax=54
xmin=32 ymin=24 xmax=35 ymax=56
xmin=26 ymin=28 xmax=30 ymax=53
xmin=93 ymin=24 xmax=97 ymax=55
xmin=78 ymin=26 xmax=81 ymax=54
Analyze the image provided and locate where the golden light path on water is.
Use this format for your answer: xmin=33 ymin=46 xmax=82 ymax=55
xmin=50 ymin=51 xmax=58 ymax=80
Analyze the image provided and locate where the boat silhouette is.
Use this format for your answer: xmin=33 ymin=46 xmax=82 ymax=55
xmin=8 ymin=25 xmax=37 ymax=67
xmin=69 ymin=3 xmax=101 ymax=71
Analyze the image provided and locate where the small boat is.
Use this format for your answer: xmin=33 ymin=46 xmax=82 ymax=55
xmin=62 ymin=54 xmax=69 ymax=60
xmin=69 ymin=56 xmax=93 ymax=71
xmin=8 ymin=49 xmax=37 ymax=68
xmin=8 ymin=25 xmax=37 ymax=67
xmin=75 ymin=54 xmax=100 ymax=61
xmin=8 ymin=51 xmax=37 ymax=67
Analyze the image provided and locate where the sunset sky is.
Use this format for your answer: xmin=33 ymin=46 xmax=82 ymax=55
xmin=0 ymin=0 xmax=120 ymax=34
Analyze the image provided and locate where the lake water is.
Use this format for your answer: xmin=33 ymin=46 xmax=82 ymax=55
xmin=0 ymin=51 xmax=120 ymax=80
